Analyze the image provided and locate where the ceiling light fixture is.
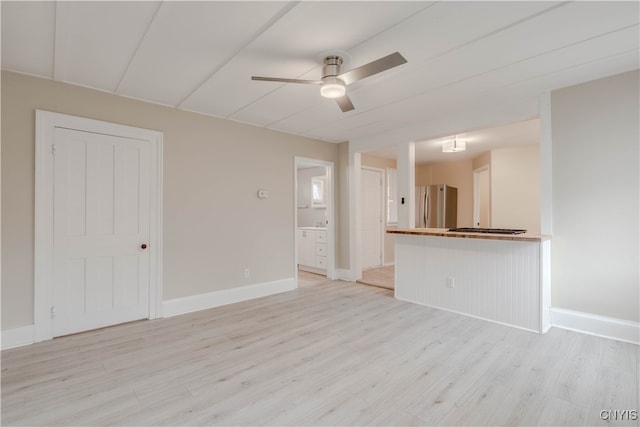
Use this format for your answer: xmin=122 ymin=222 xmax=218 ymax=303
xmin=442 ymin=136 xmax=466 ymax=153
xmin=320 ymin=76 xmax=346 ymax=99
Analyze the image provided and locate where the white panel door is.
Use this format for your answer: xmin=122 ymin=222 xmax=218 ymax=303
xmin=52 ymin=127 xmax=151 ymax=337
xmin=474 ymin=167 xmax=491 ymax=228
xmin=361 ymin=168 xmax=383 ymax=270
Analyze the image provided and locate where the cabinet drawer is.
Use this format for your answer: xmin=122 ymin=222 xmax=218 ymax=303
xmin=316 ymin=231 xmax=327 ymax=243
xmin=316 ymin=243 xmax=327 ymax=256
xmin=316 ymin=256 xmax=327 ymax=268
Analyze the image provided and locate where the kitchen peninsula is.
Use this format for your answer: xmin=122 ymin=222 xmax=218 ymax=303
xmin=387 ymin=228 xmax=551 ymax=333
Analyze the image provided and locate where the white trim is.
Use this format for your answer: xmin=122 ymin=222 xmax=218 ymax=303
xmin=360 ymin=165 xmax=385 ymax=272
xmin=34 ymin=110 xmax=164 ymax=342
xmin=539 ymin=91 xmax=553 ymax=236
xmin=349 ymin=152 xmax=362 ymax=281
xmin=298 ymin=265 xmax=327 ymax=275
xmin=162 ymin=278 xmax=296 ymax=318
xmin=294 ymin=157 xmax=336 ymax=280
xmin=395 ymin=296 xmax=540 ymax=334
xmin=472 ymin=165 xmax=490 ymax=228
xmin=335 ymin=268 xmax=356 ymax=282
xmin=1 ymin=325 xmax=35 ymax=350
xmin=540 ymin=240 xmax=551 ymax=333
xmin=396 ymin=142 xmax=415 ymax=229
xmin=550 ymin=307 xmax=640 ymax=345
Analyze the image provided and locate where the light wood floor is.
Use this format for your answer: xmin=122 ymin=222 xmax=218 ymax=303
xmin=2 ymin=279 xmax=638 ymax=426
xmin=297 ymin=270 xmax=330 ymax=287
xmin=358 ymin=265 xmax=394 ymax=290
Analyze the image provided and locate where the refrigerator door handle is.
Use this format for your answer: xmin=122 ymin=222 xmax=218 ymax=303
xmin=425 ymin=190 xmax=429 ymax=227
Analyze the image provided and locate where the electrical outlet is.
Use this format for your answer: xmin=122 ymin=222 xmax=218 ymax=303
xmin=446 ymin=277 xmax=455 ymax=288
xmin=244 ymin=268 xmax=250 ymax=279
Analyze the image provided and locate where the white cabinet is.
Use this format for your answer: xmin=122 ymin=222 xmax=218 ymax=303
xmin=297 ymin=228 xmax=327 ymax=273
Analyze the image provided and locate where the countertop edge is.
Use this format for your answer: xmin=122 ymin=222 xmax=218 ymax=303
xmin=387 ymin=228 xmax=551 ymax=242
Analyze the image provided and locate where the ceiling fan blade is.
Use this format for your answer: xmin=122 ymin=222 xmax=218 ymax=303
xmin=335 ymin=95 xmax=355 ymax=112
xmin=338 ymin=52 xmax=407 ymax=85
xmin=251 ymin=76 xmax=322 ymax=85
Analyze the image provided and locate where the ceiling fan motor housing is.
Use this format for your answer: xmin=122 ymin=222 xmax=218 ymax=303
xmin=320 ymin=56 xmax=346 ymax=98
xmin=322 ymin=56 xmax=344 ymax=79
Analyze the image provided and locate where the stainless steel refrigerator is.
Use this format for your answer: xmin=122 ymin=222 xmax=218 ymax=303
xmin=415 ymin=185 xmax=458 ymax=228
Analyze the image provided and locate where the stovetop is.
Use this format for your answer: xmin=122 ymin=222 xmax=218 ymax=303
xmin=448 ymin=227 xmax=527 ymax=235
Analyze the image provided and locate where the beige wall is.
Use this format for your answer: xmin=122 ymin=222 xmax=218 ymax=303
xmin=491 ymin=145 xmax=540 ymax=233
xmin=361 ymin=153 xmax=396 ymax=170
xmin=551 ymin=70 xmax=639 ymax=322
xmin=1 ymin=71 xmax=339 ymax=329
xmin=472 ymin=151 xmax=491 ymax=170
xmin=361 ymin=153 xmax=397 ymax=265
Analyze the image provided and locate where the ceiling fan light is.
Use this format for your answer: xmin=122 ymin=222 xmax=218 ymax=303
xmin=320 ymin=77 xmax=346 ymax=99
xmin=442 ymin=137 xmax=466 ymax=153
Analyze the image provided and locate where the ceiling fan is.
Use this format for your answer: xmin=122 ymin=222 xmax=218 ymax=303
xmin=251 ymin=52 xmax=407 ymax=112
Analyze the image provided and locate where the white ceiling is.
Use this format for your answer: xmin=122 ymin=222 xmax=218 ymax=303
xmin=2 ymin=1 xmax=638 ymax=152
xmin=367 ymin=118 xmax=540 ymax=165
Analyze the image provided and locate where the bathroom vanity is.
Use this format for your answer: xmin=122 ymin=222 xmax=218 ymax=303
xmin=297 ymin=227 xmax=327 ymax=274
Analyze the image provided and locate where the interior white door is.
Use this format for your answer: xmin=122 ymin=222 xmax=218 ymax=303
xmin=52 ymin=127 xmax=151 ymax=337
xmin=474 ymin=167 xmax=491 ymax=227
xmin=360 ymin=168 xmax=383 ymax=270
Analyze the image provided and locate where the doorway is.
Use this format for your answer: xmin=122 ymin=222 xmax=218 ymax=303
xmin=473 ymin=166 xmax=490 ymax=228
xmin=360 ymin=167 xmax=384 ymax=271
xmin=34 ymin=111 xmax=163 ymax=342
xmin=294 ymin=157 xmax=335 ymax=284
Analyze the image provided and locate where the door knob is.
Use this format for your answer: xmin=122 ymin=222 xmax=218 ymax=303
xmin=141 ymin=244 xmax=148 ymax=250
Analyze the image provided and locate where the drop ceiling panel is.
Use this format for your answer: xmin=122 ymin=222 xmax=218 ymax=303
xmin=54 ymin=1 xmax=160 ymax=91
xmin=117 ymin=1 xmax=289 ymax=106
xmin=1 ymin=1 xmax=55 ymax=78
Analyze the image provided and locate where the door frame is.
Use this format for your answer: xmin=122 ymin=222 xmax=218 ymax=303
xmin=34 ymin=110 xmax=163 ymax=342
xmin=360 ymin=166 xmax=385 ymax=273
xmin=294 ymin=157 xmax=335 ymax=283
xmin=473 ymin=165 xmax=490 ymax=228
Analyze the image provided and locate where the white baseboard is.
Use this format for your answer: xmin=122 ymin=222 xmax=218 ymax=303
xmin=1 ymin=325 xmax=35 ymax=350
xmin=396 ymin=296 xmax=540 ymax=334
xmin=550 ymin=307 xmax=640 ymax=345
xmin=162 ymin=278 xmax=296 ymax=318
xmin=298 ymin=265 xmax=326 ymax=275
xmin=335 ymin=268 xmax=356 ymax=282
